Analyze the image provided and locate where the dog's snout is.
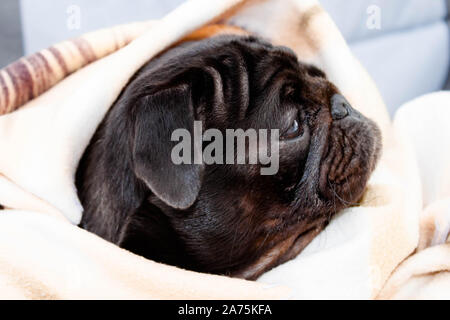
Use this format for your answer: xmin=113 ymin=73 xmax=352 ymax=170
xmin=331 ymin=94 xmax=350 ymax=120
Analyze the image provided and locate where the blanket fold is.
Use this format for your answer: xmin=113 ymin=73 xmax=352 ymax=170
xmin=378 ymin=91 xmax=450 ymax=299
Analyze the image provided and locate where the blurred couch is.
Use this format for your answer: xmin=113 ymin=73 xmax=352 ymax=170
xmin=20 ymin=0 xmax=449 ymax=116
xmin=0 ymin=0 xmax=23 ymax=67
xmin=320 ymin=0 xmax=449 ymax=115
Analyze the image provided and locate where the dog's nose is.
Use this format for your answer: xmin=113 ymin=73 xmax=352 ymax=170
xmin=331 ymin=94 xmax=350 ymax=120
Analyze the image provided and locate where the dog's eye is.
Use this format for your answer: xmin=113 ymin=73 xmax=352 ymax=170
xmin=282 ymin=119 xmax=303 ymax=140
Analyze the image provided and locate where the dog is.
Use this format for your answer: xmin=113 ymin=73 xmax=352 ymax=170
xmin=76 ymin=35 xmax=381 ymax=280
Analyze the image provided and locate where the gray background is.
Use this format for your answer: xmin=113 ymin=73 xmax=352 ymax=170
xmin=0 ymin=0 xmax=449 ymax=115
xmin=20 ymin=0 xmax=183 ymax=55
xmin=0 ymin=0 xmax=23 ymax=67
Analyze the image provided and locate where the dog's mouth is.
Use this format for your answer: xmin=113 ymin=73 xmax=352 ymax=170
xmin=319 ymin=108 xmax=382 ymax=209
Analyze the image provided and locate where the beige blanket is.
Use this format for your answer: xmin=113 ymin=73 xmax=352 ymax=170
xmin=0 ymin=0 xmax=448 ymax=299
xmin=377 ymin=91 xmax=450 ymax=300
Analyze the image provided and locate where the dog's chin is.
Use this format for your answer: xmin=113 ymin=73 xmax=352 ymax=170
xmin=320 ymin=112 xmax=382 ymax=208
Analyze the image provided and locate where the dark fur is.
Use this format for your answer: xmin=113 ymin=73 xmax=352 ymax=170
xmin=76 ymin=36 xmax=381 ymax=279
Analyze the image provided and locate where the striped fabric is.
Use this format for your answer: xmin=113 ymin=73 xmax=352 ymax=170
xmin=0 ymin=21 xmax=154 ymax=115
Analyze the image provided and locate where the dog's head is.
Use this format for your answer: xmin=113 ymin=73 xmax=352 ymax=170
xmin=79 ymin=35 xmax=381 ymax=279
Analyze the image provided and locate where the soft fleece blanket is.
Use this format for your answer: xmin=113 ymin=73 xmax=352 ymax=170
xmin=0 ymin=0 xmax=447 ymax=299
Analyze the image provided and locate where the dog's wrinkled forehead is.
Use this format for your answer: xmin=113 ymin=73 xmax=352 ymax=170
xmin=149 ymin=36 xmax=333 ymax=132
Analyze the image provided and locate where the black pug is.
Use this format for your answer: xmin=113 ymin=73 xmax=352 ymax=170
xmin=76 ymin=35 xmax=381 ymax=280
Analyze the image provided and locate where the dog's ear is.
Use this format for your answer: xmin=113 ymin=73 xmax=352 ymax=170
xmin=131 ymin=85 xmax=204 ymax=209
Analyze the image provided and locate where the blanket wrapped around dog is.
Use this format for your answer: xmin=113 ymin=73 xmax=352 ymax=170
xmin=0 ymin=0 xmax=448 ymax=299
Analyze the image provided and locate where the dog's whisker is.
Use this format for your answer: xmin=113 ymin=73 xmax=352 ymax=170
xmin=228 ymin=226 xmax=240 ymax=263
xmin=345 ymin=175 xmax=355 ymax=205
xmin=328 ymin=178 xmax=360 ymax=207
